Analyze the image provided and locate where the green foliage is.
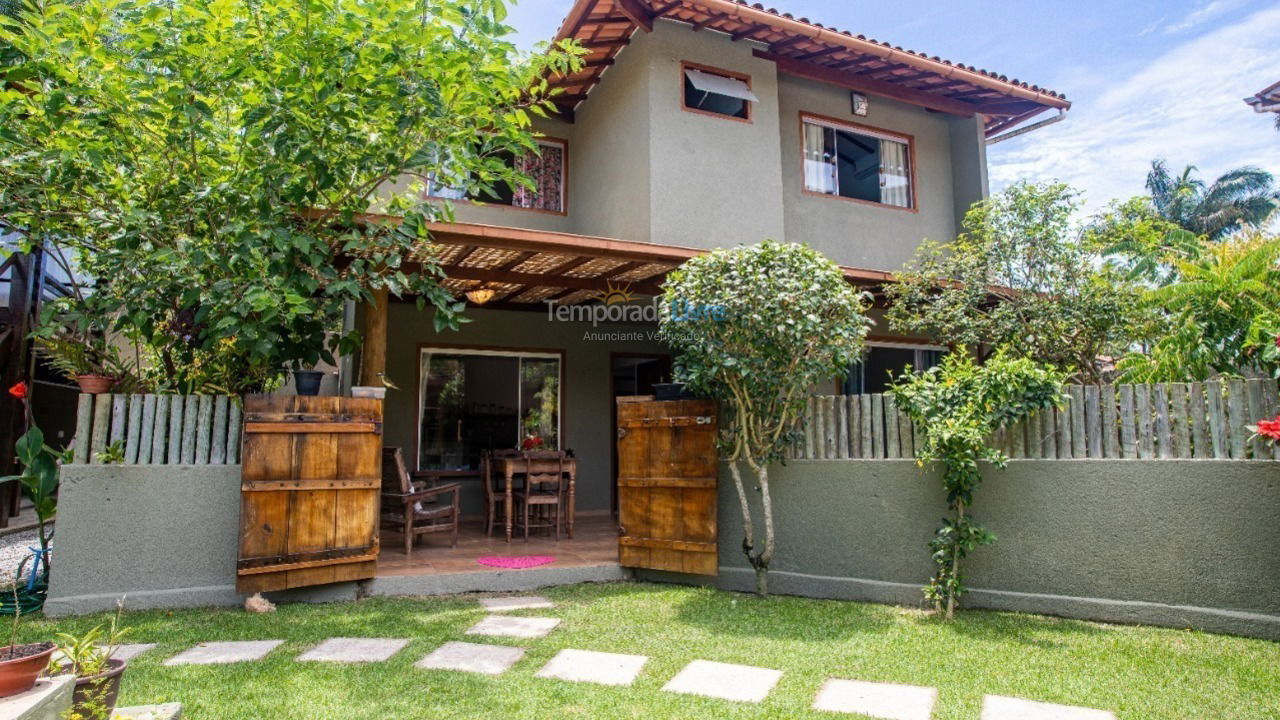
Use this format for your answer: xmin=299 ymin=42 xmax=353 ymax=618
xmin=1117 ymin=231 xmax=1280 ymax=382
xmin=1144 ymin=160 xmax=1279 ymax=240
xmin=0 ymin=426 xmax=65 ymax=561
xmin=890 ymin=350 xmax=1064 ymax=618
xmin=659 ymin=240 xmax=871 ymax=594
xmin=1086 ymin=196 xmax=1205 ymax=287
xmin=56 ymin=602 xmax=128 ymax=720
xmin=0 ymin=0 xmax=580 ymax=393
xmin=886 ymin=182 xmax=1140 ymax=383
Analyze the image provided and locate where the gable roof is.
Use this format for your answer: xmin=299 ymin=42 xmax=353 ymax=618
xmin=549 ymin=0 xmax=1069 ymax=137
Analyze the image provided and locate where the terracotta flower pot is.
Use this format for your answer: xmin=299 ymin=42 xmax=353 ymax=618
xmin=75 ymin=374 xmax=115 ymax=394
xmin=0 ymin=642 xmax=56 ymax=697
xmin=70 ymin=658 xmax=127 ymax=718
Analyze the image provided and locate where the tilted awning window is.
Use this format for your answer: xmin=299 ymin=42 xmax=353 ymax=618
xmin=683 ymin=68 xmax=759 ymax=102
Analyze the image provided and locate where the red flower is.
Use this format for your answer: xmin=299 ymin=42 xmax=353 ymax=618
xmin=521 ymin=435 xmax=544 ymax=450
xmin=1275 ymin=332 xmax=1280 ymax=349
xmin=1256 ymin=415 xmax=1280 ymax=442
xmin=7 ymin=382 xmax=26 ymax=401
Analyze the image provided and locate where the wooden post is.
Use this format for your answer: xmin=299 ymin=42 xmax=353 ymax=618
xmin=358 ymin=288 xmax=389 ymax=387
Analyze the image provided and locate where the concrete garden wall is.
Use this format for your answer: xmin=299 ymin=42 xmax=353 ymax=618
xmin=642 ymin=460 xmax=1280 ymax=639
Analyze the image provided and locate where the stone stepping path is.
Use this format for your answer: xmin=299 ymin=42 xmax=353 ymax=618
xmin=163 ymin=640 xmax=283 ymax=666
xmin=536 ymin=648 xmax=648 ymax=687
xmin=111 ymin=643 xmax=157 ymax=662
xmin=466 ymin=615 xmax=561 ymax=639
xmin=479 ymin=595 xmax=555 ymax=612
xmin=662 ymin=659 xmax=783 ymax=703
xmin=297 ymin=638 xmax=409 ymax=663
xmin=129 ymin=593 xmax=1118 ymax=720
xmin=981 ymin=695 xmax=1117 ymax=720
xmin=813 ymin=678 xmax=937 ymax=719
xmin=417 ymin=641 xmax=525 ymax=675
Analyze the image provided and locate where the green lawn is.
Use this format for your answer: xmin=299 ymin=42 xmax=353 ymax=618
xmin=19 ymin=582 xmax=1279 ymax=719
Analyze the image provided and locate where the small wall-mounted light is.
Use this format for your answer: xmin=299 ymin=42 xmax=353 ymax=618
xmin=465 ymin=287 xmax=496 ymax=305
xmin=851 ymin=92 xmax=869 ymax=116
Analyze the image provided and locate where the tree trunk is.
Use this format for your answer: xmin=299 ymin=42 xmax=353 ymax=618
xmin=946 ymin=502 xmax=965 ymax=620
xmin=756 ymin=464 xmax=775 ymax=596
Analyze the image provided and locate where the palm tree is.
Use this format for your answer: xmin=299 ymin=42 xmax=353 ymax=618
xmin=1145 ymin=160 xmax=1279 ymax=240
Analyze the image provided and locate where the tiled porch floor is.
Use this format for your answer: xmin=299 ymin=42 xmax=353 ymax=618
xmin=376 ymin=514 xmax=619 ymax=577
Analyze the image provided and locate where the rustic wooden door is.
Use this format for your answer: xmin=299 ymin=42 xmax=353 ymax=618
xmin=237 ymin=395 xmax=382 ymax=593
xmin=615 ymin=396 xmax=719 ymax=575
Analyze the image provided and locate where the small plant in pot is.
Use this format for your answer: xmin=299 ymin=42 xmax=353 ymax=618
xmin=282 ymin=328 xmax=334 ymax=397
xmin=54 ymin=602 xmax=130 ymax=720
xmin=0 ymin=585 xmax=55 ymax=698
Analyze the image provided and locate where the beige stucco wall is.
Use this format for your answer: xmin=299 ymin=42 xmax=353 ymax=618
xmin=640 ymin=21 xmax=787 ymax=248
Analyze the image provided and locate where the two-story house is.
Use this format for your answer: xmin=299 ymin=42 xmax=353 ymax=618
xmin=359 ymin=0 xmax=1069 ymax=542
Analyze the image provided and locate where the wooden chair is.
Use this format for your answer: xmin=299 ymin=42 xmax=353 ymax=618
xmin=380 ymin=447 xmax=460 ymax=554
xmin=515 ymin=453 xmax=566 ymax=541
xmin=481 ymin=448 xmax=523 ymax=537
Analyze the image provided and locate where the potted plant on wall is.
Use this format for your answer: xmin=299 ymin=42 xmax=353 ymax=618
xmin=30 ymin=297 xmax=137 ymax=394
xmin=280 ymin=325 xmax=333 ymax=396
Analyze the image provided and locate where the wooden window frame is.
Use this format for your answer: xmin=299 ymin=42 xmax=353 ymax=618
xmin=431 ymin=136 xmax=570 ymax=217
xmin=680 ymin=60 xmax=754 ymax=124
xmin=798 ymin=111 xmax=919 ymax=214
xmin=414 ymin=343 xmax=567 ymax=471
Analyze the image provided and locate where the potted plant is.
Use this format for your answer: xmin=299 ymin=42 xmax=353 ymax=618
xmin=31 ymin=297 xmax=136 ymax=394
xmin=0 ymin=585 xmax=55 ymax=697
xmin=54 ymin=602 xmax=130 ymax=719
xmin=281 ymin=329 xmax=333 ymax=397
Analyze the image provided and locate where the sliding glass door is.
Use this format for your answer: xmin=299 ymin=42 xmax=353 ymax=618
xmin=417 ymin=349 xmax=561 ymax=471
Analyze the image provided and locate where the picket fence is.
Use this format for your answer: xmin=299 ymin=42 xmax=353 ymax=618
xmin=796 ymin=378 xmax=1280 ymax=461
xmin=71 ymin=393 xmax=241 ymax=465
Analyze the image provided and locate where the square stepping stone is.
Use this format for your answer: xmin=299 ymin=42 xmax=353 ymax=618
xmin=297 ymin=638 xmax=409 ymax=663
xmin=163 ymin=640 xmax=283 ymax=666
xmin=662 ymin=659 xmax=783 ymax=703
xmin=111 ymin=644 xmax=157 ymax=662
xmin=112 ymin=702 xmax=182 ymax=719
xmin=981 ymin=695 xmax=1116 ymax=720
xmin=813 ymin=678 xmax=937 ymax=720
xmin=416 ymin=641 xmax=524 ymax=675
xmin=479 ymin=595 xmax=555 ymax=612
xmin=536 ymin=648 xmax=648 ymax=686
xmin=466 ymin=615 xmax=561 ymax=639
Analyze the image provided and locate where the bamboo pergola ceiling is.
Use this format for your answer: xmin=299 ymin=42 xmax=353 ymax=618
xmin=549 ymin=0 xmax=1069 ymax=136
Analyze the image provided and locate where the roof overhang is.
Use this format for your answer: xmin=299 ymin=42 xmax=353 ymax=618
xmin=549 ymin=0 xmax=1069 ymax=137
xmin=1245 ymin=80 xmax=1280 ymax=114
xmin=324 ymin=212 xmax=892 ymax=311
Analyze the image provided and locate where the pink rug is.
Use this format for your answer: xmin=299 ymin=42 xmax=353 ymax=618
xmin=477 ymin=555 xmax=556 ymax=570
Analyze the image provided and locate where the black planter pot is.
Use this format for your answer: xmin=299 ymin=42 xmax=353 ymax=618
xmin=293 ymin=370 xmax=325 ymax=396
xmin=653 ymin=382 xmax=685 ymax=401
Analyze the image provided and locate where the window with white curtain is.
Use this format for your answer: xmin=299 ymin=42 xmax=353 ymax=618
xmin=801 ymin=116 xmax=913 ymax=209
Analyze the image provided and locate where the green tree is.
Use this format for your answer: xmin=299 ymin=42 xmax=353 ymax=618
xmin=0 ymin=0 xmax=579 ymax=392
xmin=1145 ymin=160 xmax=1279 ymax=240
xmin=886 ymin=182 xmax=1139 ymax=384
xmin=890 ymin=350 xmax=1064 ymax=619
xmin=659 ymin=241 xmax=871 ymax=596
xmin=1086 ymin=196 xmax=1204 ymax=286
xmin=1117 ymin=231 xmax=1280 ymax=382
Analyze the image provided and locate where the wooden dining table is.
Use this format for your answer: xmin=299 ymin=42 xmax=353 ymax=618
xmin=490 ymin=456 xmax=577 ymax=542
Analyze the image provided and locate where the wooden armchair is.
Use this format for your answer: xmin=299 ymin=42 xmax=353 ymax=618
xmin=481 ymin=448 xmax=523 ymax=537
xmin=515 ymin=453 xmax=566 ymax=541
xmin=380 ymin=447 xmax=460 ymax=554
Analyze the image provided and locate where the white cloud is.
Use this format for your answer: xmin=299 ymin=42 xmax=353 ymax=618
xmin=1163 ymin=0 xmax=1245 ymax=34
xmin=989 ymin=4 xmax=1280 ymax=216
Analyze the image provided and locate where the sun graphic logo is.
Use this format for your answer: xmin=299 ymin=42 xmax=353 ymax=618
xmin=589 ymin=280 xmax=636 ymax=306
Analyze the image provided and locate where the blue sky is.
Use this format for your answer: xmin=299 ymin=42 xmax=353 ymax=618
xmin=505 ymin=0 xmax=1280 ymax=215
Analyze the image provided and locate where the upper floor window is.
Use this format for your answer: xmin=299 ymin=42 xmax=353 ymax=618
xmin=427 ymin=138 xmax=566 ymax=214
xmin=802 ymin=114 xmax=913 ymax=210
xmin=682 ymin=63 xmax=756 ymax=121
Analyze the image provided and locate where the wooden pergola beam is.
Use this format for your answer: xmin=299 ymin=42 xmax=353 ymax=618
xmin=437 ymin=263 xmax=664 ymax=296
